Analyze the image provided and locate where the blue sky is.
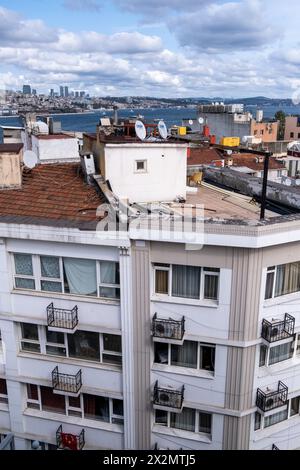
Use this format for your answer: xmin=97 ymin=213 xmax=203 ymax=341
xmin=0 ymin=0 xmax=299 ymax=98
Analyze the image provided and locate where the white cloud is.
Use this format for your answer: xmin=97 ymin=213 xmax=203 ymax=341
xmin=63 ymin=0 xmax=102 ymax=11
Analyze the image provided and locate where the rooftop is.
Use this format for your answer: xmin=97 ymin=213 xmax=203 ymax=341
xmin=0 ymin=163 xmax=105 ymax=229
xmin=98 ymin=132 xmax=186 ymax=145
xmin=35 ymin=134 xmax=76 ymax=140
xmin=0 ymin=143 xmax=24 ymax=153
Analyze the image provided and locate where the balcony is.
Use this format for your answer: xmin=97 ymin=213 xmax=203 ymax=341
xmin=256 ymin=381 xmax=288 ymax=412
xmin=153 ymin=380 xmax=184 ymax=413
xmin=152 ymin=313 xmax=185 ymax=344
xmin=56 ymin=425 xmax=85 ymax=450
xmin=52 ymin=367 xmax=82 ymax=397
xmin=47 ymin=303 xmax=78 ymax=333
xmin=261 ymin=314 xmax=295 ymax=343
xmin=272 ymin=444 xmax=279 ymax=450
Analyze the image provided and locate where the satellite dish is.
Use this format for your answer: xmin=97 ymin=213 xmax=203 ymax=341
xmin=158 ymin=120 xmax=168 ymax=140
xmin=23 ymin=150 xmax=38 ymax=169
xmin=135 ymin=120 xmax=146 ymax=141
xmin=198 ymin=117 xmax=204 ymax=125
xmin=189 ymin=119 xmax=194 ymax=125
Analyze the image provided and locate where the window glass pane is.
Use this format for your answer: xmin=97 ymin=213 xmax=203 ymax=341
xmin=21 ymin=324 xmax=39 ymax=341
xmin=170 ymin=408 xmax=195 ymax=432
xmin=290 ymin=397 xmax=300 ymax=417
xmin=40 ymin=387 xmax=65 ymax=414
xmin=0 ymin=379 xmax=7 ymax=395
xmin=265 ymin=271 xmax=274 ymax=299
xmin=63 ymin=258 xmax=97 ymax=296
xmin=69 ymin=396 xmax=81 ymax=408
xmin=155 ymin=270 xmax=169 ymax=294
xmin=27 ymin=384 xmax=38 ymax=400
xmin=155 ymin=410 xmax=168 ymax=426
xmin=21 ymin=342 xmax=41 ymax=353
xmin=41 ymin=256 xmax=60 ymax=279
xmin=68 ymin=330 xmax=100 ymax=362
xmin=113 ymin=399 xmax=123 ymax=416
xmin=269 ymin=341 xmax=294 ymax=365
xmin=275 ymin=262 xmax=300 ymax=297
xmin=172 ymin=265 xmax=200 ymax=299
xmin=102 ymin=354 xmax=122 ymax=366
xmin=204 ymin=275 xmax=219 ymax=300
xmin=264 ymin=409 xmax=288 ymax=428
xmin=254 ymin=412 xmax=261 ymax=431
xmin=99 ymin=286 xmax=120 ymax=299
xmin=297 ymin=335 xmax=300 ymax=355
xmin=15 ymin=278 xmax=35 ymax=290
xmin=46 ymin=346 xmax=66 ymax=356
xmin=41 ymin=281 xmax=62 ymax=293
xmin=200 ymin=344 xmax=215 ymax=372
xmin=259 ymin=345 xmax=267 ymax=367
xmin=101 ymin=262 xmax=120 ymax=285
xmin=154 ymin=343 xmax=168 ymax=364
xmin=46 ymin=330 xmax=64 ymax=344
xmin=199 ymin=412 xmax=212 ymax=434
xmin=103 ymin=334 xmax=122 ymax=353
xmin=14 ymin=254 xmax=33 ymax=275
xmin=83 ymin=394 xmax=109 ymax=422
xmin=171 ymin=341 xmax=197 ymax=368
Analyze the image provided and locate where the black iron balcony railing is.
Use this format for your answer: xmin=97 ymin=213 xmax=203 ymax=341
xmin=261 ymin=313 xmax=295 ymax=343
xmin=256 ymin=381 xmax=288 ymax=412
xmin=52 ymin=367 xmax=82 ymax=395
xmin=56 ymin=425 xmax=85 ymax=451
xmin=153 ymin=380 xmax=184 ymax=410
xmin=272 ymin=444 xmax=279 ymax=450
xmin=152 ymin=313 xmax=185 ymax=341
xmin=47 ymin=303 xmax=78 ymax=331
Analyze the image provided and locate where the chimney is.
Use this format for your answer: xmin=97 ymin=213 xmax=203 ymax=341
xmin=113 ymin=106 xmax=118 ymax=126
xmin=80 ymin=153 xmax=96 ymax=185
xmin=0 ymin=146 xmax=23 ymax=189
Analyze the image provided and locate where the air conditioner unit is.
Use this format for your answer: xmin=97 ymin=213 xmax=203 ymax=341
xmin=157 ymin=390 xmax=172 ymax=405
xmin=155 ymin=323 xmax=175 ymax=338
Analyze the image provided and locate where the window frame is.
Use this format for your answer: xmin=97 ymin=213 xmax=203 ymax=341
xmin=154 ymin=340 xmax=216 ymax=373
xmin=0 ymin=379 xmax=8 ymax=404
xmin=154 ymin=408 xmax=212 ymax=437
xmin=259 ymin=337 xmax=296 ymax=367
xmin=12 ymin=254 xmax=120 ymax=301
xmin=153 ymin=263 xmax=220 ymax=302
xmin=265 ymin=263 xmax=300 ymax=300
xmin=135 ymin=160 xmax=147 ymax=173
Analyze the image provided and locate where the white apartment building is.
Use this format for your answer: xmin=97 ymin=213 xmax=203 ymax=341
xmin=1 ymin=130 xmax=300 ymax=450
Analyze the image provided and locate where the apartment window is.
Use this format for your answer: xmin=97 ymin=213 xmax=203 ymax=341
xmin=0 ymin=379 xmax=8 ymax=404
xmin=20 ymin=324 xmax=122 ymax=366
xmin=99 ymin=262 xmax=120 ymax=299
xmin=290 ymin=396 xmax=300 ymax=417
xmin=254 ymin=412 xmax=261 ymax=431
xmin=13 ymin=254 xmax=120 ymax=300
xmin=154 ymin=341 xmax=215 ymax=372
xmin=154 ymin=264 xmax=220 ymax=301
xmin=14 ymin=254 xmax=35 ymax=290
xmin=277 ymin=170 xmax=282 ymax=178
xmin=260 ymin=130 xmax=264 ymax=135
xmin=291 ymin=132 xmax=294 ymax=138
xmin=298 ymin=133 xmax=300 ymax=139
xmin=20 ymin=323 xmax=40 ymax=353
xmin=259 ymin=345 xmax=267 ymax=367
xmin=135 ymin=160 xmax=147 ymax=172
xmin=25 ymin=384 xmax=123 ymax=424
xmin=269 ymin=341 xmax=294 ymax=365
xmin=265 ymin=262 xmax=300 ymax=299
xmin=155 ymin=408 xmax=212 ymax=436
xmin=264 ymin=408 xmax=288 ymax=428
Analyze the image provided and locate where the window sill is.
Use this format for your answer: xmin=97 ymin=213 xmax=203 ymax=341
xmin=23 ymin=408 xmax=124 ymax=433
xmin=17 ymin=351 xmax=122 ymax=373
xmin=152 ymin=363 xmax=215 ymax=379
xmin=11 ymin=289 xmax=120 ymax=306
xmin=0 ymin=403 xmax=9 ymax=412
xmin=264 ymin=290 xmax=300 ymax=307
xmin=152 ymin=424 xmax=212 ymax=444
xmin=151 ymin=295 xmax=219 ymax=308
xmin=258 ymin=355 xmax=300 ymax=376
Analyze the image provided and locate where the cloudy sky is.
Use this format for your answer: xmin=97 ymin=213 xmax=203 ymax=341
xmin=0 ymin=0 xmax=299 ymax=98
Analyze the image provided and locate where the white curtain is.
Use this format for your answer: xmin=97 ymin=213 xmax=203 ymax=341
xmin=171 ymin=341 xmax=198 ymax=368
xmin=275 ymin=262 xmax=300 ymax=297
xmin=170 ymin=408 xmax=195 ymax=432
xmin=172 ymin=265 xmax=200 ymax=299
xmin=63 ymin=258 xmax=97 ymax=295
xmin=41 ymin=256 xmax=60 ymax=278
xmin=101 ymin=261 xmax=118 ymax=284
xmin=269 ymin=342 xmax=293 ymax=365
xmin=264 ymin=409 xmax=288 ymax=428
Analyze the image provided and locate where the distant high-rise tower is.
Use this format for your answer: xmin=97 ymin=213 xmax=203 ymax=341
xmin=23 ymin=85 xmax=31 ymax=95
xmin=75 ymin=91 xmax=79 ymax=98
xmin=60 ymin=86 xmax=64 ymax=97
xmin=80 ymin=91 xmax=85 ymax=98
xmin=32 ymin=89 xmax=37 ymax=96
xmin=50 ymin=89 xmax=54 ymax=98
xmin=64 ymin=86 xmax=69 ymax=98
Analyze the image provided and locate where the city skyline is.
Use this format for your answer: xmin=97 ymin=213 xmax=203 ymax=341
xmin=0 ymin=0 xmax=299 ymax=99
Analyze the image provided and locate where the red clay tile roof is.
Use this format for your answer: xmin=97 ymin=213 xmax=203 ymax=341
xmin=0 ymin=163 xmax=106 ymax=229
xmin=230 ymin=154 xmax=285 ymax=171
xmin=188 ymin=147 xmax=221 ymax=165
xmin=0 ymin=143 xmax=23 ymax=153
